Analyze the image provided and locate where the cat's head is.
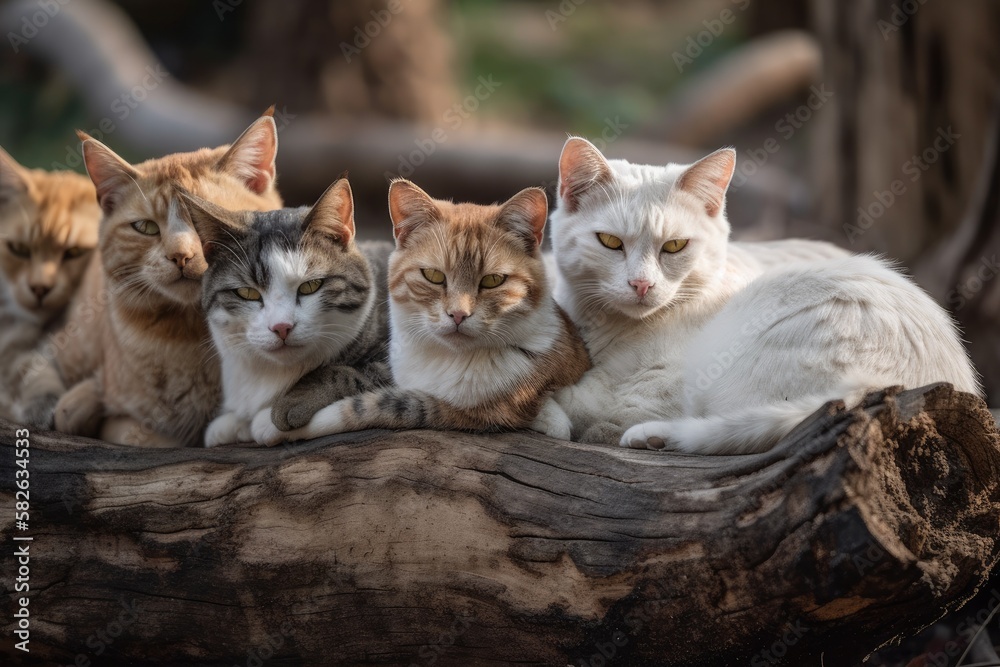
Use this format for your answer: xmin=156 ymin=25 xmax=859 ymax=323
xmin=183 ymin=177 xmax=373 ymax=367
xmin=0 ymin=146 xmax=100 ymax=318
xmin=387 ymin=179 xmax=549 ymax=351
xmin=550 ymin=137 xmax=735 ymax=321
xmin=78 ymin=111 xmax=282 ymax=310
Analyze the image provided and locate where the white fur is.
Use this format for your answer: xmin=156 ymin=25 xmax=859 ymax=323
xmin=551 ymin=140 xmax=981 ymax=453
xmin=207 ymin=247 xmax=374 ymax=446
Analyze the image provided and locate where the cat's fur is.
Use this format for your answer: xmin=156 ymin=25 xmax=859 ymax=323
xmin=51 ymin=112 xmax=284 ymax=447
xmin=250 ymin=180 xmax=591 ymax=445
xmin=181 ymin=178 xmax=393 ymax=447
xmin=0 ymin=147 xmax=100 ymax=426
xmin=548 ymin=137 xmax=981 ymax=453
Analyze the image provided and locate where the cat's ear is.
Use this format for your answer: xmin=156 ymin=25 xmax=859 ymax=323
xmin=676 ymin=147 xmax=736 ymax=217
xmin=499 ymin=186 xmax=548 ymax=251
xmin=558 ymin=137 xmax=612 ymax=213
xmin=304 ymin=177 xmax=355 ymax=246
xmin=178 ymin=188 xmax=244 ymax=261
xmin=0 ymin=145 xmax=30 ymax=205
xmin=78 ymin=131 xmax=141 ymax=216
xmin=388 ymin=179 xmax=439 ymax=248
xmin=217 ymin=111 xmax=278 ymax=196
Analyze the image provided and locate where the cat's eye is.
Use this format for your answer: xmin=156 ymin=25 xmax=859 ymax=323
xmin=64 ymin=247 xmax=88 ymax=259
xmin=131 ymin=220 xmax=160 ymax=236
xmin=597 ymin=233 xmax=624 ymax=250
xmin=235 ymin=287 xmax=262 ymax=301
xmin=298 ymin=279 xmax=323 ymax=295
xmin=7 ymin=241 xmax=30 ymax=258
xmin=662 ymin=239 xmax=689 ymax=254
xmin=479 ymin=274 xmax=507 ymax=289
xmin=421 ymin=268 xmax=446 ymax=285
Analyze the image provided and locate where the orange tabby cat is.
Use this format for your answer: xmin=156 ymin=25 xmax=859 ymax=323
xmin=0 ymin=147 xmax=100 ymax=427
xmin=52 ymin=111 xmax=283 ymax=447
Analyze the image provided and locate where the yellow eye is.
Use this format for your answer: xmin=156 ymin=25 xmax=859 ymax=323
xmin=235 ymin=287 xmax=262 ymax=301
xmin=597 ymin=233 xmax=623 ymax=250
xmin=479 ymin=274 xmax=506 ymax=289
xmin=421 ymin=268 xmax=445 ymax=285
xmin=131 ymin=220 xmax=160 ymax=236
xmin=298 ymin=279 xmax=323 ymax=295
xmin=7 ymin=242 xmax=30 ymax=258
xmin=662 ymin=239 xmax=689 ymax=253
xmin=64 ymin=247 xmax=88 ymax=259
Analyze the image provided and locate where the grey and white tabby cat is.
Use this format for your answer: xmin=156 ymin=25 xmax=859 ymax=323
xmin=181 ymin=178 xmax=393 ymax=447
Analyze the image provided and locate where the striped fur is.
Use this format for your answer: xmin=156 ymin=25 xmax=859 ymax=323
xmin=183 ymin=178 xmax=393 ymax=447
xmin=251 ymin=180 xmax=591 ymax=445
xmin=50 ymin=112 xmax=284 ymax=447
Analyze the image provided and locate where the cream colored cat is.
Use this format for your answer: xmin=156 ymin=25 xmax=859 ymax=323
xmin=0 ymin=147 xmax=100 ymax=427
xmin=52 ymin=112 xmax=283 ymax=447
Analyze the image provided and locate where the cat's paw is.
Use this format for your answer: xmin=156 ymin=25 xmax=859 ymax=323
xmin=272 ymin=393 xmax=326 ymax=431
xmin=204 ymin=412 xmax=247 ymax=448
xmin=251 ymin=408 xmax=293 ymax=446
xmin=54 ymin=380 xmax=103 ymax=437
xmin=530 ymin=398 xmax=573 ymax=440
xmin=579 ymin=421 xmax=625 ymax=445
xmin=620 ymin=421 xmax=678 ymax=451
xmin=19 ymin=392 xmax=60 ymax=430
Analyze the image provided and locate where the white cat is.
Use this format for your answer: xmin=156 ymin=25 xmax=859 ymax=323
xmin=547 ymin=138 xmax=981 ymax=453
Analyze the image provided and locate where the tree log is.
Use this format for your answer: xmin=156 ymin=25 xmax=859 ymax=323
xmin=1 ymin=384 xmax=998 ymax=666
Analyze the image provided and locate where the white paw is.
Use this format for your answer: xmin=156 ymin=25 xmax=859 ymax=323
xmin=530 ymin=398 xmax=573 ymax=440
xmin=250 ymin=408 xmax=289 ymax=446
xmin=619 ymin=421 xmax=678 ymax=451
xmin=205 ymin=413 xmax=246 ymax=448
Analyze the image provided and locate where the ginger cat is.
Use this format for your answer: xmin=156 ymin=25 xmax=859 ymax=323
xmin=251 ymin=180 xmax=591 ymax=445
xmin=0 ymin=147 xmax=100 ymax=427
xmin=53 ymin=112 xmax=283 ymax=447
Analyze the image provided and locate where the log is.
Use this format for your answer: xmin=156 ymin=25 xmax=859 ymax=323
xmin=1 ymin=384 xmax=998 ymax=666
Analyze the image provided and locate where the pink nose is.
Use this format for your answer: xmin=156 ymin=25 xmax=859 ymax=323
xmin=629 ymin=279 xmax=652 ymax=298
xmin=450 ymin=311 xmax=470 ymax=326
xmin=271 ymin=322 xmax=293 ymax=340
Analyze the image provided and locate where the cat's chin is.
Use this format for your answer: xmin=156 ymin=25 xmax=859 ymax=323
xmin=158 ymin=277 xmax=203 ymax=306
xmin=609 ymin=300 xmax=668 ymax=321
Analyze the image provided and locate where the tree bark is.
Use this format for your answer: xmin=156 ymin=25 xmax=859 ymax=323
xmin=1 ymin=384 xmax=998 ymax=666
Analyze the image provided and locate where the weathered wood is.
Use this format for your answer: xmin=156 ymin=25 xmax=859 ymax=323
xmin=1 ymin=384 xmax=998 ymax=666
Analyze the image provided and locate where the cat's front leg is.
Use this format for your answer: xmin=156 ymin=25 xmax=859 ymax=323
xmin=271 ymin=364 xmax=378 ymax=431
xmin=204 ymin=412 xmax=251 ymax=447
xmin=251 ymin=400 xmax=350 ymax=446
xmin=100 ymin=416 xmax=183 ymax=448
xmin=54 ymin=377 xmax=103 ymax=437
xmin=530 ymin=397 xmax=573 ymax=440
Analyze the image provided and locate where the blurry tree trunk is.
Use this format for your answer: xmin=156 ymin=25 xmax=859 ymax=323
xmin=811 ymin=0 xmax=1000 ymax=402
xmin=213 ymin=0 xmax=455 ymax=122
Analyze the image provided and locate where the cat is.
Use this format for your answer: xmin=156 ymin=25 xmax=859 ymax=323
xmin=546 ymin=137 xmax=981 ymax=453
xmin=180 ymin=177 xmax=394 ymax=447
xmin=250 ymin=179 xmax=591 ymax=446
xmin=51 ymin=111 xmax=284 ymax=447
xmin=0 ymin=146 xmax=101 ymax=427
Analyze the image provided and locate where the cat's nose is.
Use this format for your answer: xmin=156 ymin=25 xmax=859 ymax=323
xmin=30 ymin=285 xmax=51 ymax=302
xmin=449 ymin=310 xmax=470 ymax=326
xmin=167 ymin=250 xmax=194 ymax=269
xmin=629 ymin=279 xmax=652 ymax=298
xmin=271 ymin=322 xmax=294 ymax=340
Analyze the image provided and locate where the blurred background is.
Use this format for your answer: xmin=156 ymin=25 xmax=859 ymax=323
xmin=1 ymin=1 xmax=998 ymax=664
